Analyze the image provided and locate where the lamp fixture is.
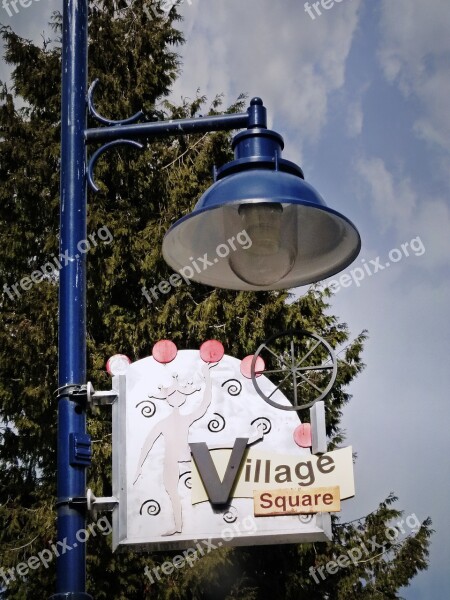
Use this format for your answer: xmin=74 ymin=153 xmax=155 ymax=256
xmin=162 ymin=99 xmax=361 ymax=291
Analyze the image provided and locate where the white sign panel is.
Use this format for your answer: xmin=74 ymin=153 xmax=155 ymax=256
xmin=111 ymin=349 xmax=354 ymax=551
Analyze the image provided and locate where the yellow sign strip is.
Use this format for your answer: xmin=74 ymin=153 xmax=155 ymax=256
xmin=254 ymin=486 xmax=341 ymax=516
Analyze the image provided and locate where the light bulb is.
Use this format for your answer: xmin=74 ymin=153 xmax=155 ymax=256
xmin=228 ymin=203 xmax=297 ymax=286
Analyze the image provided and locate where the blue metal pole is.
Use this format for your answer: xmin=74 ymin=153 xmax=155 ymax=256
xmin=51 ymin=0 xmax=91 ymax=596
xmin=50 ymin=3 xmax=261 ymax=595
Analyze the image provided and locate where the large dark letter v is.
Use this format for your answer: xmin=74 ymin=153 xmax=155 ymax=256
xmin=189 ymin=438 xmax=248 ymax=505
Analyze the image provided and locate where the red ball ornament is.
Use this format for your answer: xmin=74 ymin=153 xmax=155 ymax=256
xmin=240 ymin=355 xmax=265 ymax=379
xmin=152 ymin=340 xmax=178 ymax=364
xmin=200 ymin=340 xmax=225 ymax=363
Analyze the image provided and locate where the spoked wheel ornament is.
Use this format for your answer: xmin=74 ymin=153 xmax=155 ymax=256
xmin=250 ymin=330 xmax=337 ymax=411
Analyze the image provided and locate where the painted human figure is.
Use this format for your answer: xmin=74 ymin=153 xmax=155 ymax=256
xmin=133 ymin=362 xmax=216 ymax=535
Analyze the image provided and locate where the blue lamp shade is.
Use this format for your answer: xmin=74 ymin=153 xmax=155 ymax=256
xmin=162 ymin=128 xmax=361 ymax=291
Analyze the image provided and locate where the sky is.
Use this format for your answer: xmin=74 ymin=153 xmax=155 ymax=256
xmin=1 ymin=0 xmax=450 ymax=597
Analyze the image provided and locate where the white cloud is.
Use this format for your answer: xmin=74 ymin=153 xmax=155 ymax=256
xmin=174 ymin=0 xmax=362 ymax=144
xmin=356 ymin=157 xmax=416 ymax=231
xmin=378 ymin=0 xmax=450 ymax=152
xmin=346 ymin=99 xmax=363 ymax=137
xmin=356 ymin=156 xmax=450 ymax=268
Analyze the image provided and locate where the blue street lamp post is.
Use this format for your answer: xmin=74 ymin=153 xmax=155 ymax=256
xmin=53 ymin=0 xmax=360 ymax=597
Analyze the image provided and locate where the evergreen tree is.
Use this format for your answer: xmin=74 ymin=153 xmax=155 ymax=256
xmin=0 ymin=1 xmax=432 ymax=598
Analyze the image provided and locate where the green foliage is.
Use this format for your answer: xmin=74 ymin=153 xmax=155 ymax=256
xmin=0 ymin=1 xmax=432 ymax=598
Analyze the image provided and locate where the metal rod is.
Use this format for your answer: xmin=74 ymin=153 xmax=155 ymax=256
xmin=85 ymin=111 xmax=250 ymax=144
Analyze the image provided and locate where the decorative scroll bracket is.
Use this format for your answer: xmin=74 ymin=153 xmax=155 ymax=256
xmin=87 ymin=139 xmax=144 ymax=192
xmin=87 ymin=79 xmax=150 ymax=191
xmin=88 ymin=79 xmax=145 ymax=127
xmin=84 ymin=85 xmax=258 ymax=191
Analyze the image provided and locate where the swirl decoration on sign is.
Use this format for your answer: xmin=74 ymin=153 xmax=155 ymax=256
xmin=179 ymin=471 xmax=192 ymax=490
xmin=221 ymin=379 xmax=242 ymax=396
xmin=298 ymin=514 xmax=314 ymax=524
xmin=223 ymin=506 xmax=238 ymax=523
xmin=135 ymin=399 xmax=156 ymax=418
xmin=250 ymin=417 xmax=272 ymax=435
xmin=139 ymin=499 xmax=161 ymax=516
xmin=208 ymin=413 xmax=226 ymax=433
